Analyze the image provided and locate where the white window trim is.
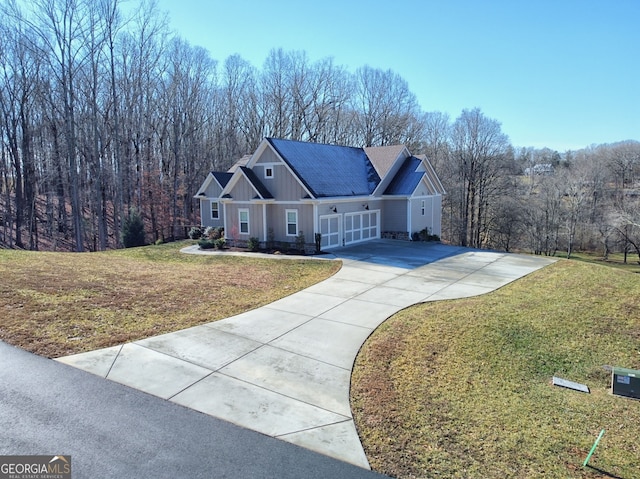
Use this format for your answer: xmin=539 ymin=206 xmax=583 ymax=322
xmin=285 ymin=209 xmax=298 ymax=237
xmin=421 ymin=200 xmax=425 ymax=216
xmin=211 ymin=201 xmax=219 ymax=219
xmin=239 ymin=208 xmax=250 ymax=235
xmin=264 ymin=166 xmax=274 ymax=179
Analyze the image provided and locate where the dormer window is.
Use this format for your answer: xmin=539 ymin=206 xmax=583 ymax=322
xmin=265 ymin=167 xmax=274 ymax=179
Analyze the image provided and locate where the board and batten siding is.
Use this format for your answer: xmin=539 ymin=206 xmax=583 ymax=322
xmin=406 ymin=195 xmax=443 ymax=237
xmin=322 ymin=199 xmax=381 ymax=216
xmin=200 ymin=199 xmax=225 ymax=228
xmin=431 ymin=195 xmax=442 ymax=236
xmin=266 ymin=204 xmax=314 ymax=240
xmin=224 ymin=203 xmax=265 ymax=240
xmin=254 ymin=148 xmax=309 ymax=201
xmin=226 ymin=176 xmax=255 ymax=201
xmin=200 ymin=177 xmax=225 ymax=228
xmin=381 ymin=198 xmax=408 ymax=232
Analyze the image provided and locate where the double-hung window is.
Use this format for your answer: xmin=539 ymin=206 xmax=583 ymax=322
xmin=211 ymin=201 xmax=219 ymax=219
xmin=239 ymin=209 xmax=249 ymax=234
xmin=286 ymin=209 xmax=298 ymax=236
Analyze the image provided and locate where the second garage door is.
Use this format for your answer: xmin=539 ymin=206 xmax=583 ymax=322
xmin=344 ymin=210 xmax=380 ymax=246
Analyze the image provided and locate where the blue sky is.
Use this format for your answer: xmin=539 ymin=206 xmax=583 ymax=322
xmin=155 ymin=0 xmax=639 ymax=152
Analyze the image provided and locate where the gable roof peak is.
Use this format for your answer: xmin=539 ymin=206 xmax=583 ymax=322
xmin=364 ymin=144 xmax=409 ymax=177
xmin=238 ymin=166 xmax=273 ymax=199
xmin=228 ymin=154 xmax=252 ymax=172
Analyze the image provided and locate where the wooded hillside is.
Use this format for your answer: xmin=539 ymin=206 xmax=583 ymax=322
xmin=1 ymin=0 xmax=639 ymax=257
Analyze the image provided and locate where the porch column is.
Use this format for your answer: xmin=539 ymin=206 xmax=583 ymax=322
xmin=407 ymin=198 xmax=412 ymax=238
xmin=263 ymin=203 xmax=267 ymax=243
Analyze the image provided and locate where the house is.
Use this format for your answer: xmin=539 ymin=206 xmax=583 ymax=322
xmin=195 ymin=138 xmax=445 ymax=250
xmin=524 ymin=163 xmax=555 ymax=176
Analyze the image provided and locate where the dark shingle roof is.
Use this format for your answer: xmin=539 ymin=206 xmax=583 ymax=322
xmin=267 ymin=138 xmax=380 ymax=198
xmin=384 ymin=156 xmax=424 ymax=195
xmin=212 ymin=172 xmax=233 ymax=188
xmin=239 ymin=166 xmax=273 ymax=199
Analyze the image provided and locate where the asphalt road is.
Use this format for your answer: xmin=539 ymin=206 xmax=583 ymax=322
xmin=0 ymin=341 xmax=387 ymax=479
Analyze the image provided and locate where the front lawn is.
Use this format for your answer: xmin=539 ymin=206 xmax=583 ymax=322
xmin=351 ymin=260 xmax=640 ymax=478
xmin=0 ymin=241 xmax=340 ymax=358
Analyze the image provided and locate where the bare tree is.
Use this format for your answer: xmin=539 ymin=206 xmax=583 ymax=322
xmin=522 ymin=173 xmax=563 ymax=256
xmin=261 ymin=48 xmax=293 ymax=139
xmin=449 ymin=108 xmax=511 ymax=247
xmin=422 ymin=111 xmax=450 ymax=171
xmin=608 ymin=140 xmax=640 ymax=190
xmin=13 ymin=0 xmax=92 ymax=251
xmin=352 ymin=66 xmax=422 ymax=147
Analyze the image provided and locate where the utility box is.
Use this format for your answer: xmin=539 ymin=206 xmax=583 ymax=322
xmin=612 ymin=367 xmax=640 ymax=400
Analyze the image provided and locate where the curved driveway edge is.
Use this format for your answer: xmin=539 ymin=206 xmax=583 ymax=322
xmin=1 ymin=341 xmax=387 ymax=479
xmin=57 ymin=240 xmax=556 ymax=469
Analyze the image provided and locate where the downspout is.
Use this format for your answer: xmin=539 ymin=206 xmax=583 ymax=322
xmin=407 ymin=197 xmax=412 ymax=240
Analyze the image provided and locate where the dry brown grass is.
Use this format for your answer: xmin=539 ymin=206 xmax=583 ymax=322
xmin=0 ymin=241 xmax=339 ymax=357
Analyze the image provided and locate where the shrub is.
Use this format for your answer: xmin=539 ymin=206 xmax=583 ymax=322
xmin=204 ymin=226 xmax=223 ymax=240
xmin=416 ymin=228 xmax=440 ymax=242
xmin=295 ymin=231 xmax=306 ymax=253
xmin=214 ymin=238 xmax=226 ymax=250
xmin=188 ymin=226 xmax=203 ymax=240
xmin=121 ymin=209 xmax=146 ymax=248
xmin=267 ymin=228 xmax=275 ymax=249
xmin=247 ymin=237 xmax=260 ymax=252
xmin=229 ymin=225 xmax=239 ymax=246
xmin=275 ymin=241 xmax=289 ymax=253
xmin=198 ymin=239 xmax=215 ymax=249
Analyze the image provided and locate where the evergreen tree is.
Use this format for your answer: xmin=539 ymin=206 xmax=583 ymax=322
xmin=121 ymin=209 xmax=146 ymax=248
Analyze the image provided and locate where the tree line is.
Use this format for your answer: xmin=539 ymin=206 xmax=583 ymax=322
xmin=1 ymin=0 xmax=639 ymax=259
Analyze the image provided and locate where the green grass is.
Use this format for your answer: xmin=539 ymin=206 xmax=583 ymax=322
xmin=0 ymin=241 xmax=340 ymax=358
xmin=351 ymin=260 xmax=640 ymax=478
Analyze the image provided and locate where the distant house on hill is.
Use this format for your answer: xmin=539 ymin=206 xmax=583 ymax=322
xmin=524 ymin=163 xmax=555 ymax=176
xmin=195 ymin=138 xmax=445 ymax=250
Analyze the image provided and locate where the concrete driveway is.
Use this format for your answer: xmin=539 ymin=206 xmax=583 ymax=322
xmin=57 ymin=240 xmax=555 ymax=469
